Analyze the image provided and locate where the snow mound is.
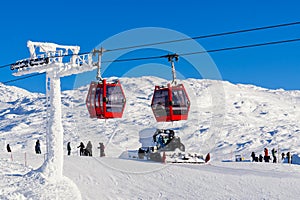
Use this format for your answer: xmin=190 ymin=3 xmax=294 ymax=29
xmin=0 ymin=157 xmax=81 ymax=200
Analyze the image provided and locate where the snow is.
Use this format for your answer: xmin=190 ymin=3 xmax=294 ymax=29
xmin=1 ymin=154 xmax=300 ymax=199
xmin=1 ymin=76 xmax=300 ymax=199
xmin=0 ymin=152 xmax=81 ymax=200
xmin=27 ymin=41 xmax=80 ymax=59
xmin=39 ymin=71 xmax=64 ymax=179
xmin=66 ymin=157 xmax=300 ymax=199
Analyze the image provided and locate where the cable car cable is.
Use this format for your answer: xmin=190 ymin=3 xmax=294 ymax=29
xmin=105 ymin=21 xmax=300 ymax=52
xmin=1 ymin=20 xmax=300 ymax=69
xmin=179 ymin=37 xmax=300 ymax=56
xmin=0 ymin=63 xmax=14 ymax=69
xmin=102 ymin=37 xmax=300 ymax=63
xmin=3 ymin=37 xmax=300 ymax=84
xmin=3 ymin=73 xmax=44 ymax=84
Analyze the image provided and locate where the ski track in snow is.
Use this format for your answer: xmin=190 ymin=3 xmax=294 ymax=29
xmin=1 ymin=77 xmax=300 ymax=199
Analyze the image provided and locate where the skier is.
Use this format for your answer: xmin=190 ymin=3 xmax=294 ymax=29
xmin=35 ymin=140 xmax=41 ymax=154
xmin=271 ymin=148 xmax=277 ymax=163
xmin=67 ymin=142 xmax=71 ymax=156
xmin=259 ymin=154 xmax=263 ymax=162
xmin=77 ymin=142 xmax=85 ymax=156
xmin=86 ymin=141 xmax=92 ymax=156
xmin=6 ymin=144 xmax=11 ymax=153
xmin=264 ymin=148 xmax=270 ymax=162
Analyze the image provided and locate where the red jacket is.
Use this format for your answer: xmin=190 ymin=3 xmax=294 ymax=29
xmin=264 ymin=148 xmax=269 ymax=157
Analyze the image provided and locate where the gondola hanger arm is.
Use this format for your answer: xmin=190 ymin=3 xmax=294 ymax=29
xmin=93 ymin=47 xmax=106 ymax=81
xmin=162 ymin=54 xmax=179 ymax=85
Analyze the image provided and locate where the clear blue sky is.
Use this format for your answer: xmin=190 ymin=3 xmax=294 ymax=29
xmin=1 ymin=0 xmax=300 ymax=93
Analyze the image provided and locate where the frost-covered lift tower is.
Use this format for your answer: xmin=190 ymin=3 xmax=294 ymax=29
xmin=12 ymin=41 xmax=95 ymax=179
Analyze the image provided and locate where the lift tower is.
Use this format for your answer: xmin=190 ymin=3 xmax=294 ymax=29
xmin=12 ymin=41 xmax=95 ymax=179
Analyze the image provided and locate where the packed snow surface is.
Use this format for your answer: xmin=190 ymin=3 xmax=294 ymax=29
xmin=1 ymin=76 xmax=300 ymax=199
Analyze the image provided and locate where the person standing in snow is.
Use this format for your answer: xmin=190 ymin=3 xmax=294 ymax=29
xmin=264 ymin=148 xmax=270 ymax=162
xmin=287 ymin=152 xmax=291 ymax=164
xmin=281 ymin=152 xmax=285 ymax=161
xmin=205 ymin=153 xmax=210 ymax=163
xmin=98 ymin=142 xmax=105 ymax=157
xmin=77 ymin=142 xmax=85 ymax=156
xmin=271 ymin=148 xmax=277 ymax=163
xmin=35 ymin=140 xmax=41 ymax=154
xmin=251 ymin=152 xmax=256 ymax=162
xmin=67 ymin=142 xmax=71 ymax=156
xmin=259 ymin=154 xmax=263 ymax=162
xmin=6 ymin=144 xmax=11 ymax=153
xmin=86 ymin=141 xmax=92 ymax=156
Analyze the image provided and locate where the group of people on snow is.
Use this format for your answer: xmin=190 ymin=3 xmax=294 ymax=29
xmin=43 ymin=140 xmax=106 ymax=157
xmin=5 ymin=140 xmax=105 ymax=158
xmin=77 ymin=141 xmax=93 ymax=156
xmin=73 ymin=141 xmax=105 ymax=157
xmin=5 ymin=140 xmax=41 ymax=154
xmin=251 ymin=148 xmax=291 ymax=163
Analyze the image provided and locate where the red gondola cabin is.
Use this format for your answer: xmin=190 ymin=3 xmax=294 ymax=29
xmin=86 ymin=79 xmax=126 ymax=119
xmin=151 ymin=83 xmax=190 ymax=122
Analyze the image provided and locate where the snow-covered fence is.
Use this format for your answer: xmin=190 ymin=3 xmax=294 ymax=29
xmin=0 ymin=152 xmax=45 ymax=169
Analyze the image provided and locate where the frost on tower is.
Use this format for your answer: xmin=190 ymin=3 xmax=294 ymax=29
xmin=11 ymin=41 xmax=95 ymax=179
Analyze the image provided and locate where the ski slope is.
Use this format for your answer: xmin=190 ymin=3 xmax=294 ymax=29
xmin=1 ymin=76 xmax=300 ymax=199
xmin=65 ymin=157 xmax=300 ymax=200
xmin=1 ymin=154 xmax=300 ymax=199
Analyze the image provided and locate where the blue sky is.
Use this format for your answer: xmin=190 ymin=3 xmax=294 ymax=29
xmin=1 ymin=0 xmax=300 ymax=93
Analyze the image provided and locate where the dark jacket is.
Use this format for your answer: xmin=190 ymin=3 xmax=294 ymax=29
xmin=67 ymin=142 xmax=71 ymax=151
xmin=6 ymin=144 xmax=11 ymax=152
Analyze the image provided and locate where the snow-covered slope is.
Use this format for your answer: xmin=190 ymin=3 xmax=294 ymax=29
xmin=1 ymin=77 xmax=300 ymax=199
xmin=1 ymin=154 xmax=300 ymax=199
xmin=64 ymin=157 xmax=300 ymax=200
xmin=1 ymin=77 xmax=300 ymax=160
